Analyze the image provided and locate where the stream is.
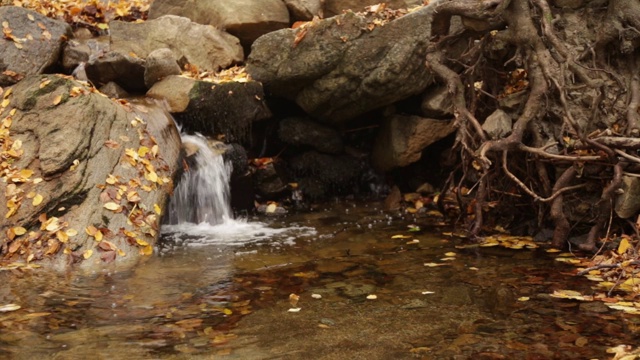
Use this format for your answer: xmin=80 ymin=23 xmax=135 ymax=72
xmin=1 ymin=201 xmax=639 ymax=359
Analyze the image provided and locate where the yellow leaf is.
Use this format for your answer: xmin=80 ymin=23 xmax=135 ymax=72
xmin=19 ymin=169 xmax=33 ymax=179
xmin=104 ymin=202 xmax=120 ymax=211
xmin=94 ymin=230 xmax=103 ymax=242
xmin=32 ymin=194 xmax=43 ymax=206
xmin=56 ymin=230 xmax=68 ymax=243
xmin=12 ymin=226 xmax=26 ymax=236
xmin=618 ymin=238 xmax=631 ymax=255
xmin=154 ymin=203 xmax=161 ymax=215
xmin=391 ymin=234 xmax=411 ymax=239
xmin=444 ymin=252 xmax=456 ymax=257
xmin=117 ymin=249 xmax=126 ymax=257
xmin=137 ymin=146 xmax=149 ymax=157
xmin=1 ymin=98 xmax=9 ymax=108
xmin=141 ymin=245 xmax=153 ymax=256
xmin=52 ymin=94 xmax=62 ymax=105
xmin=83 ymin=249 xmax=93 ymax=259
xmin=65 ymin=228 xmax=78 ymax=237
xmin=145 ymin=171 xmax=158 ymax=183
xmin=265 ymin=203 xmax=277 ymax=213
xmin=106 ymin=174 xmax=118 ymax=184
xmin=135 ymin=238 xmax=149 ymax=247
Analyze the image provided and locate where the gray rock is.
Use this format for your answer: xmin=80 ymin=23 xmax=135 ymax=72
xmin=284 ymin=0 xmax=323 ymax=21
xmin=84 ymin=51 xmax=147 ymax=92
xmin=278 ymin=117 xmax=344 ymax=154
xmin=615 ymin=176 xmax=640 ymax=218
xmin=0 ymin=75 xmax=181 ymax=271
xmin=246 ymin=5 xmax=440 ymax=123
xmin=144 ymin=48 xmax=182 ymax=88
xmin=147 ymin=75 xmax=272 ymax=144
xmin=62 ymin=37 xmax=110 ymax=72
xmin=98 ymin=82 xmax=130 ymax=99
xmin=482 ymin=109 xmax=512 ymax=139
xmin=255 ymin=162 xmax=288 ymax=199
xmin=421 ymin=86 xmax=453 ymax=118
xmin=323 ymin=0 xmax=423 ymax=17
xmin=0 ymin=7 xmax=72 ymax=86
xmin=148 ymin=0 xmax=289 ymax=47
xmin=371 ymin=115 xmax=456 ymax=172
xmin=110 ymin=15 xmax=243 ymax=73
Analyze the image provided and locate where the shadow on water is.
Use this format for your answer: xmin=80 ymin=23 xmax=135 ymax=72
xmin=1 ymin=201 xmax=640 ymax=359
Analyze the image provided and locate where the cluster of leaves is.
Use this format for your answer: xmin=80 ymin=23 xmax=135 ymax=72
xmin=1 ymin=77 xmax=87 ymax=264
xmin=1 ymin=75 xmax=173 ymax=266
xmin=354 ymin=3 xmax=424 ymax=31
xmin=10 ymin=0 xmax=150 ymax=34
xmin=551 ymin=236 xmax=640 ymax=315
xmin=181 ymin=65 xmax=252 ymax=84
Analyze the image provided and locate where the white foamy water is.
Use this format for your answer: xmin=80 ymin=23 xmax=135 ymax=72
xmin=161 ymin=218 xmax=316 ymax=247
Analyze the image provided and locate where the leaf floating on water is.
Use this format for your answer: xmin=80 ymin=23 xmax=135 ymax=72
xmin=289 ymin=293 xmax=300 ymax=307
xmin=421 ymin=291 xmax=435 ymax=295
xmin=0 ymin=304 xmax=20 ymax=312
xmin=424 ymin=262 xmax=448 ymax=267
xmin=518 ymin=297 xmax=530 ymax=302
xmin=406 ymin=239 xmax=419 ymax=244
xmin=366 ymin=294 xmax=377 ymax=300
xmin=444 ymin=252 xmax=456 ymax=257
xmin=545 ymin=248 xmax=561 ymax=253
xmin=391 ymin=234 xmax=411 ymax=239
xmin=287 ymin=308 xmax=301 ymax=312
xmin=311 ymin=293 xmax=322 ymax=299
xmin=550 ymin=289 xmax=593 ymax=301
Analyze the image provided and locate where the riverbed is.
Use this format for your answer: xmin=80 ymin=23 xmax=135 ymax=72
xmin=1 ymin=201 xmax=637 ymax=359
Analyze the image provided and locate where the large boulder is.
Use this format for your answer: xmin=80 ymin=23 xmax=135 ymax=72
xmin=0 ymin=6 xmax=72 ymax=86
xmin=246 ymin=5 xmax=436 ymax=123
xmin=371 ymin=115 xmax=455 ymax=172
xmin=110 ymin=15 xmax=243 ymax=72
xmin=324 ymin=0 xmax=423 ymax=17
xmin=283 ymin=0 xmax=323 ymax=21
xmin=289 ymin=151 xmax=364 ymax=199
xmin=278 ymin=117 xmax=344 ymax=154
xmin=84 ymin=51 xmax=147 ymax=92
xmin=147 ymin=75 xmax=272 ymax=144
xmin=0 ymin=75 xmax=182 ymax=271
xmin=148 ymin=0 xmax=290 ymax=47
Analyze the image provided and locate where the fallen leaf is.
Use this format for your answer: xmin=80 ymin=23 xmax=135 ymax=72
xmin=32 ymin=193 xmax=43 ymax=206
xmin=104 ymin=202 xmax=120 ymax=211
xmin=83 ymin=249 xmax=93 ymax=259
xmin=0 ymin=304 xmax=21 ymax=312
xmin=366 ymin=294 xmax=377 ymax=300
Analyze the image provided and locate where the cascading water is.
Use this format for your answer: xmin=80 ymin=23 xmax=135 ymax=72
xmin=161 ymin=133 xmax=316 ymax=248
xmin=164 ymin=134 xmax=232 ymax=225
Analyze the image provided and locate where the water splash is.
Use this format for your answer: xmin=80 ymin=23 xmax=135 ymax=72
xmin=164 ymin=134 xmax=232 ymax=225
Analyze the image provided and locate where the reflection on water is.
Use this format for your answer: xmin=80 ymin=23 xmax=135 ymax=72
xmin=1 ymin=201 xmax=639 ymax=359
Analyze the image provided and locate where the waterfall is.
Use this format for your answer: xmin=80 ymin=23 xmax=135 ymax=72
xmin=164 ymin=134 xmax=233 ymax=225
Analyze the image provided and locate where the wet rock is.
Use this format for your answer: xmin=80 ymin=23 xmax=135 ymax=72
xmin=0 ymin=75 xmax=181 ymax=271
xmin=421 ymin=86 xmax=453 ymax=118
xmin=246 ymin=5 xmax=439 ymax=123
xmin=144 ymin=48 xmax=182 ymax=88
xmin=0 ymin=6 xmax=72 ymax=86
xmin=84 ymin=51 xmax=147 ymax=92
xmin=323 ymin=0 xmax=422 ymax=18
xmin=615 ymin=175 xmax=640 ymax=218
xmin=440 ymin=285 xmax=474 ymax=306
xmin=339 ymin=282 xmax=376 ymax=299
xmin=484 ymin=285 xmax=516 ymax=317
xmin=148 ymin=0 xmax=289 ymax=47
xmin=579 ymin=301 xmax=609 ymax=313
xmin=383 ymin=185 xmax=402 ymax=211
xmin=147 ymin=75 xmax=271 ymax=143
xmin=371 ymin=115 xmax=455 ymax=172
xmin=284 ymin=0 xmax=323 ymax=21
xmin=278 ymin=117 xmax=344 ymax=154
xmin=290 ymin=151 xmax=364 ymax=199
xmin=254 ymin=162 xmax=288 ymax=199
xmin=482 ymin=109 xmax=512 ymax=139
xmin=110 ymin=15 xmax=243 ymax=73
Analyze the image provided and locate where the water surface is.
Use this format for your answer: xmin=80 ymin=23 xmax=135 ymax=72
xmin=1 ymin=201 xmax=638 ymax=359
